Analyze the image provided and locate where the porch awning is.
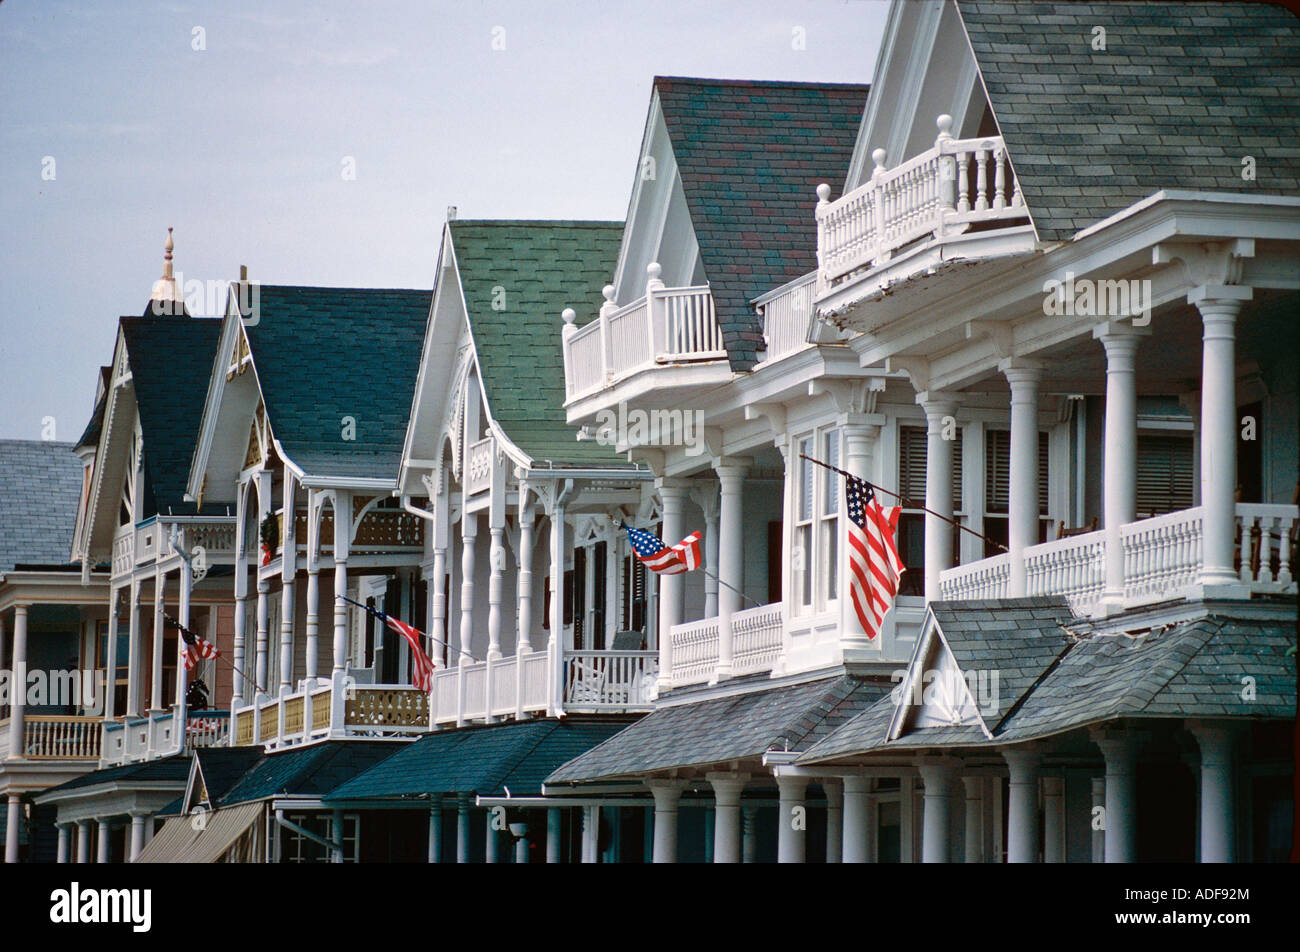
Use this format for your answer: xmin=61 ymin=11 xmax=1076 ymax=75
xmin=134 ymin=802 xmax=263 ymax=863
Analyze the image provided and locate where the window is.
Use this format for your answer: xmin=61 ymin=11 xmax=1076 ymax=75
xmin=281 ymin=813 xmax=359 ymax=863
xmin=792 ymin=427 xmax=842 ymax=613
xmin=622 ymin=555 xmax=647 ymax=633
xmin=897 ymin=425 xmax=964 ymax=593
xmin=1136 ymin=434 xmax=1194 ymax=516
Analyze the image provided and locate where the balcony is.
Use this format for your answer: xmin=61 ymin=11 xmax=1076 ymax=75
xmin=939 ymin=503 xmax=1298 ymax=614
xmin=815 ymin=115 xmax=1034 ymax=308
xmin=233 ymin=682 xmax=427 ymax=749
xmin=110 ymin=517 xmax=237 ymax=580
xmin=267 ymin=506 xmax=424 ymax=560
xmin=668 ymin=602 xmax=784 ymax=688
xmin=100 ymin=709 xmax=231 ymax=766
xmin=562 ymin=264 xmax=728 ymax=409
xmin=1 ymin=715 xmax=103 ymax=761
xmin=756 ymin=272 xmax=820 ymax=365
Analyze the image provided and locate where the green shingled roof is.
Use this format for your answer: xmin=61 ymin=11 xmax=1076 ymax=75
xmin=957 ymin=1 xmax=1300 ymax=242
xmin=653 ymin=77 xmax=869 ymax=370
xmin=245 ymin=286 xmax=432 ymax=481
xmin=325 ymin=717 xmax=632 ymax=800
xmin=218 ymin=741 xmax=399 ymax=805
xmin=797 ymin=603 xmax=1297 ymax=763
xmin=121 ymin=315 xmax=222 ymax=514
xmin=449 ymin=220 xmax=632 ymax=468
xmin=32 ymin=755 xmax=190 ymax=800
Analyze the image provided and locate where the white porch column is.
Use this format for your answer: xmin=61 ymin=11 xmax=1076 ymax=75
xmin=76 ymin=820 xmax=91 ymax=864
xmin=485 ymin=809 xmax=500 ymax=863
xmin=150 ymin=568 xmax=165 ymax=710
xmin=513 ymin=824 xmax=530 ymax=864
xmin=125 ymin=581 xmax=142 ymax=716
xmin=280 ymin=473 xmax=298 ymax=693
xmin=646 ymin=778 xmax=689 ymax=863
xmin=655 ymin=481 xmax=690 ymax=692
xmin=842 ymin=776 xmax=872 ymax=863
xmin=427 ymin=805 xmax=442 ymax=863
xmin=707 ymin=772 xmax=747 ymax=864
xmin=692 ymin=484 xmax=720 ymax=618
xmin=580 ymin=806 xmax=599 ymax=863
xmin=175 ymin=563 xmax=192 ymax=710
xmin=1191 ymin=288 xmax=1252 ymax=586
xmin=129 ymin=812 xmax=147 ymax=862
xmin=1093 ymin=728 xmax=1139 ymax=863
xmin=842 ymin=419 xmax=883 ymax=651
xmin=917 ymin=757 xmax=959 ymax=863
xmin=4 ymin=795 xmax=20 ymax=863
xmin=1091 ymin=776 xmax=1106 ymax=863
xmin=1003 ymin=747 xmax=1041 ymax=863
xmin=254 ymin=580 xmax=269 ymax=698
xmin=456 ymin=795 xmax=472 ymax=863
xmin=714 ymin=459 xmax=750 ymax=681
xmin=103 ymin=591 xmax=119 ymax=720
xmin=823 ymin=779 xmax=844 ymax=863
xmin=742 ymin=805 xmax=759 ymax=863
xmin=919 ymin=393 xmax=959 ymax=601
xmin=487 ymin=505 xmax=505 ymax=662
xmin=56 ymin=823 xmax=70 ymax=863
xmin=96 ymin=818 xmax=111 ymax=863
xmin=8 ymin=605 xmax=28 ymax=761
xmin=546 ymin=808 xmax=562 ymax=864
xmin=278 ymin=578 xmax=295 ymax=694
xmin=231 ymin=587 xmax=247 ymax=711
xmin=1093 ymin=323 xmax=1148 ymax=607
xmin=304 ymin=568 xmax=320 ymax=681
xmin=1188 ymin=721 xmax=1237 ymax=863
xmin=1001 ymin=360 xmax=1044 ymax=596
xmin=460 ymin=512 xmax=478 ymax=663
xmin=1042 ymin=775 xmax=1065 ymax=863
xmin=332 ymin=491 xmax=352 ymax=679
xmin=962 ymin=775 xmax=984 ymax=863
xmin=776 ymin=775 xmax=808 ymax=864
xmin=517 ymin=485 xmax=536 ymax=651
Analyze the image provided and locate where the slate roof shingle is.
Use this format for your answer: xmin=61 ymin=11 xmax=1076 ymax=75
xmin=327 ymin=717 xmax=633 ymax=800
xmin=120 ymin=316 xmax=223 ymax=515
xmin=218 ymin=741 xmax=399 ymax=806
xmin=450 ymin=220 xmax=632 ymax=467
xmin=0 ymin=440 xmax=83 ymax=572
xmin=957 ymin=0 xmax=1300 ymax=242
xmin=654 ymin=77 xmax=869 ymax=369
xmin=546 ymin=675 xmax=892 ymax=784
xmin=245 ymin=286 xmax=432 ymax=482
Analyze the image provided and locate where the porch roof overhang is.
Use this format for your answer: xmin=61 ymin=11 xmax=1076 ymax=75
xmin=0 ymin=567 xmax=110 ymax=612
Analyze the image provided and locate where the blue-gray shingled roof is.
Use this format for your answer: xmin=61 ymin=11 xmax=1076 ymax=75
xmin=546 ymin=675 xmax=892 ymax=784
xmin=120 ymin=315 xmax=223 ymax=515
xmin=450 ymin=220 xmax=633 ymax=468
xmin=326 ymin=717 xmax=634 ymax=801
xmin=956 ymin=0 xmax=1300 ymax=242
xmin=245 ymin=286 xmax=432 ymax=481
xmin=217 ymin=741 xmax=399 ymax=805
xmin=0 ymin=440 xmax=83 ymax=572
xmin=31 ymin=755 xmax=190 ymax=800
xmin=797 ymin=604 xmax=1297 ymax=763
xmin=653 ymin=77 xmax=870 ymax=370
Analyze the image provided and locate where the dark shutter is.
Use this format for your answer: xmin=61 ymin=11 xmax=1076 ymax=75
xmin=900 ymin=425 xmax=962 ymax=508
xmin=1136 ymin=434 xmax=1194 ymax=516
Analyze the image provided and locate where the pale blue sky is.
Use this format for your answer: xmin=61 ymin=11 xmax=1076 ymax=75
xmin=0 ymin=0 xmax=886 ymax=440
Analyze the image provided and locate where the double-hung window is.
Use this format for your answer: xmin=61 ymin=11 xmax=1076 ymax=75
xmin=793 ymin=427 xmax=841 ymax=614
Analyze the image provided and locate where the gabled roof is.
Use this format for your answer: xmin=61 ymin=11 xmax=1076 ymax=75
xmin=798 ymin=605 xmax=1297 ymax=763
xmin=652 ymin=77 xmax=869 ymax=369
xmin=956 ymin=0 xmax=1300 ymax=242
xmin=75 ymin=366 xmax=113 ymax=451
xmin=30 ymin=754 xmax=190 ymax=801
xmin=245 ymin=286 xmax=432 ymax=481
xmin=190 ymin=746 xmax=265 ymax=808
xmin=546 ymin=675 xmax=891 ymax=784
xmin=449 ymin=220 xmax=631 ymax=467
xmin=120 ymin=316 xmax=222 ymax=515
xmin=0 ymin=440 xmax=83 ymax=573
xmin=217 ymin=741 xmax=398 ymax=805
xmin=327 ymin=717 xmax=633 ymax=801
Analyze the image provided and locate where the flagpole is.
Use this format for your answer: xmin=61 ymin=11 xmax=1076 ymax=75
xmin=337 ymin=593 xmax=476 ymax=664
xmin=619 ymin=523 xmax=764 ymax=609
xmin=798 ymin=453 xmax=1009 ymax=554
xmin=163 ymin=612 xmax=262 ymax=697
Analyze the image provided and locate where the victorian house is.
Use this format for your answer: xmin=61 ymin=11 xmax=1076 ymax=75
xmin=542 ymin=0 xmax=1298 ymax=863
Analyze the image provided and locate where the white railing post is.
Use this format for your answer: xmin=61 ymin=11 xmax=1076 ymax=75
xmin=561 ymin=308 xmax=578 ymax=398
xmin=870 ymin=149 xmax=888 ymax=266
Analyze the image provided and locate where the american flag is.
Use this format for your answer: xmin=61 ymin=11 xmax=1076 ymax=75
xmin=844 ymin=476 xmax=906 ymax=640
xmin=174 ymin=617 xmax=220 ymax=671
xmin=622 ymin=523 xmax=702 ymax=575
xmin=376 ymin=610 xmax=438 ymax=694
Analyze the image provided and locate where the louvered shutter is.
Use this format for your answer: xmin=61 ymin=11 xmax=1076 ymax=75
xmin=899 ymin=425 xmax=962 ymax=508
xmin=1136 ymin=434 xmax=1194 ymax=515
xmin=986 ymin=430 xmax=1050 ymax=516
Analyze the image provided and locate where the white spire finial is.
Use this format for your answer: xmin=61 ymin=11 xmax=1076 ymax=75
xmin=150 ymin=226 xmax=182 ymax=310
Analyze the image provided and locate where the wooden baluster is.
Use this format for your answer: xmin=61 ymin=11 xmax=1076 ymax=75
xmin=1257 ymin=515 xmax=1274 ymax=584
xmin=1277 ymin=514 xmax=1293 ymax=585
xmin=956 ymin=151 xmax=970 ymax=213
xmin=1238 ymin=514 xmax=1254 ymax=583
xmin=993 ymin=148 xmax=1007 ymax=210
xmin=974 ymin=147 xmax=989 ymax=212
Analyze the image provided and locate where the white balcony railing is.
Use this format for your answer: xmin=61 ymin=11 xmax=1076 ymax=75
xmin=816 ymin=115 xmax=1031 ymax=294
xmin=17 ymin=715 xmax=103 ymax=760
xmin=111 ymin=524 xmax=134 ymax=577
xmin=564 ymin=651 xmax=659 ymax=709
xmin=939 ymin=504 xmax=1298 ymax=612
xmin=466 ymin=436 xmax=493 ymax=496
xmin=670 ymin=617 xmax=720 ymax=686
xmin=668 ymin=602 xmax=784 ymax=687
xmin=563 ymin=263 xmax=724 ymax=401
xmin=757 ymin=272 xmax=817 ymax=364
xmin=100 ymin=709 xmax=230 ymax=766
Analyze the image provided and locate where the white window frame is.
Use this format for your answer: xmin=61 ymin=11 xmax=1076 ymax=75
xmin=792 ymin=425 xmax=842 ymax=616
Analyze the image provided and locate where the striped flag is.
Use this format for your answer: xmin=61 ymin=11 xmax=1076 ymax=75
xmin=844 ymin=475 xmax=906 ymax=640
xmin=376 ymin=610 xmax=438 ymax=694
xmin=622 ymin=523 xmax=702 ymax=576
xmin=173 ymin=617 xmax=220 ymax=671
